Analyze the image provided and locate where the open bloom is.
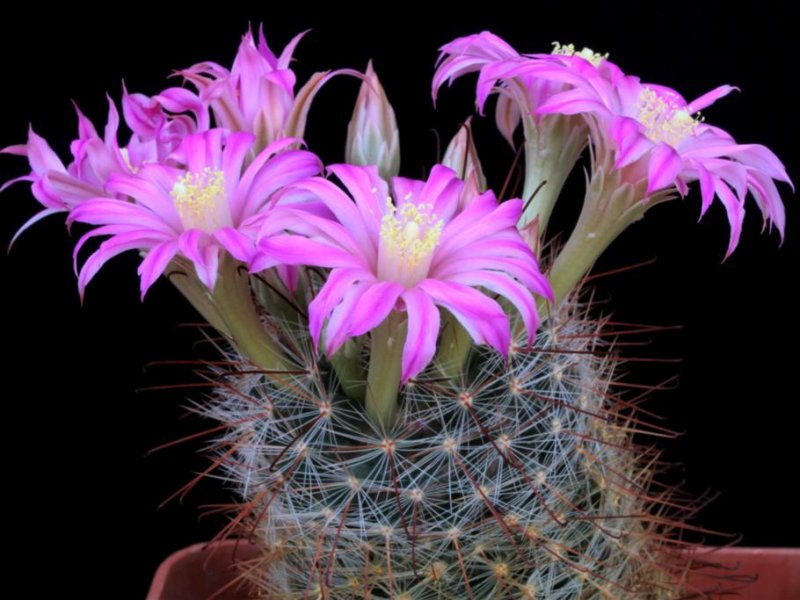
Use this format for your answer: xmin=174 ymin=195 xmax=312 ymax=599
xmin=178 ymin=26 xmax=344 ymax=151
xmin=433 ymin=33 xmax=620 ymax=229
xmin=2 ymin=101 xmax=133 ymax=242
xmin=530 ymin=66 xmax=792 ymax=255
xmin=253 ymin=164 xmax=552 ymax=381
xmin=69 ymin=129 xmax=322 ymax=298
xmin=3 ymin=86 xmax=208 ymax=244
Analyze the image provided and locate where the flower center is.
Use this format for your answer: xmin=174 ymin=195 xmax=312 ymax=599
xmin=378 ymin=196 xmax=443 ymax=287
xmin=551 ymin=42 xmax=608 ymax=67
xmin=171 ymin=167 xmax=230 ymax=232
xmin=636 ymin=87 xmax=699 ymax=146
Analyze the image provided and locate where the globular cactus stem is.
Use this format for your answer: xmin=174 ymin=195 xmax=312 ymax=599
xmin=200 ymin=290 xmax=690 ymax=599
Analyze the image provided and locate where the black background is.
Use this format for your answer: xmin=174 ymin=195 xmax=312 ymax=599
xmin=1 ymin=3 xmax=797 ymax=597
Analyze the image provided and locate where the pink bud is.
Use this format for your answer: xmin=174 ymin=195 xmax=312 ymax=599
xmin=345 ymin=61 xmax=400 ymax=180
xmin=442 ymin=117 xmax=487 ymax=194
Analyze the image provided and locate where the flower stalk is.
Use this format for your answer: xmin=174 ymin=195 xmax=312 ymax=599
xmin=365 ymin=312 xmax=406 ymax=429
xmin=211 ymin=253 xmax=290 ymax=372
xmin=548 ymin=166 xmax=649 ymax=305
xmin=520 ymin=114 xmax=587 ymax=235
xmin=436 ymin=314 xmax=473 ymax=379
xmin=330 ymin=338 xmax=367 ymax=402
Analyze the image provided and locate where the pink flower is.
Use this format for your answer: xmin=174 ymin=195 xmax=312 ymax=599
xmin=433 ymin=34 xmax=619 ymax=229
xmin=3 ymin=87 xmax=208 ymax=245
xmin=178 ymin=26 xmax=342 ymax=150
xmin=433 ymin=32 xmax=521 ymax=146
xmin=1 ymin=100 xmax=130 ymax=243
xmin=529 ymin=65 xmax=792 ymax=255
xmin=121 ymin=84 xmax=208 ymax=166
xmin=253 ymin=164 xmax=552 ymax=382
xmin=68 ymin=129 xmax=322 ymax=299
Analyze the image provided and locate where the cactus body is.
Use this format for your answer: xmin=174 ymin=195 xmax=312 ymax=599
xmin=202 ymin=294 xmax=683 ymax=599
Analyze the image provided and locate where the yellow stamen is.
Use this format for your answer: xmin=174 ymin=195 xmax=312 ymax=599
xmin=551 ymin=42 xmax=608 ymax=67
xmin=636 ymin=87 xmax=699 ymax=146
xmin=377 ymin=196 xmax=444 ymax=287
xmin=171 ymin=167 xmax=227 ymax=231
xmin=380 ymin=198 xmax=443 ymax=268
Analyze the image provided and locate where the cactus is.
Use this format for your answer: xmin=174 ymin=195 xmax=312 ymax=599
xmin=2 ymin=22 xmax=789 ymax=600
xmin=196 ymin=291 xmax=688 ymax=599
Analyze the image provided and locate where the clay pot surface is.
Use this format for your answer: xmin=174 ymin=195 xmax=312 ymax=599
xmin=148 ymin=542 xmax=799 ymax=599
xmin=147 ymin=540 xmax=259 ymax=600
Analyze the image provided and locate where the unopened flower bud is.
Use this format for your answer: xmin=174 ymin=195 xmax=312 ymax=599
xmin=442 ymin=117 xmax=486 ymax=192
xmin=346 ymin=61 xmax=400 ymax=179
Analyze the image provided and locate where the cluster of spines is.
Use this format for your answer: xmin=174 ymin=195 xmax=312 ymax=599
xmin=187 ymin=294 xmax=703 ymax=599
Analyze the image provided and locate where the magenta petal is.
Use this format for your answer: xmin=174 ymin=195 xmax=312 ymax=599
xmin=696 ymin=163 xmax=715 ymax=218
xmin=446 ymin=270 xmax=541 ymax=339
xmin=327 ymin=163 xmax=387 ymax=242
xmin=345 ymin=281 xmax=404 ymax=338
xmin=323 ymin=281 xmax=372 ymax=356
xmin=256 ymin=234 xmax=367 ymax=271
xmin=536 ymin=88 xmax=608 ymax=115
xmin=646 ymin=143 xmax=682 ymax=195
xmin=391 ymin=176 xmax=425 ymax=207
xmin=687 ymin=85 xmax=737 ymax=113
xmin=436 ymin=196 xmax=521 ymax=256
xmin=0 ymin=174 xmax=34 ymax=194
xmin=215 ymin=227 xmax=255 ymax=263
xmin=233 ymin=148 xmax=322 ymax=222
xmin=276 ymin=29 xmax=309 ymax=70
xmin=747 ymin=170 xmax=786 ymax=238
xmin=8 ymin=207 xmax=63 ymax=251
xmin=418 ymin=279 xmax=510 ymax=355
xmin=713 ymin=179 xmax=744 ymax=258
xmin=178 ymin=230 xmax=220 ymax=290
xmin=69 ymin=198 xmax=176 ymax=235
xmin=275 ymin=264 xmax=300 ymax=294
xmin=308 ymin=268 xmax=374 ymax=349
xmin=26 ymin=127 xmax=67 ymax=175
xmin=724 ymin=144 xmax=792 ymax=187
xmin=137 ymin=239 xmax=180 ymax=299
xmin=174 ymin=129 xmax=225 ymax=174
xmin=276 ymin=177 xmax=374 ymax=251
xmin=77 ymin=230 xmax=161 ymax=298
xmin=221 ymin=131 xmax=255 ymax=194
xmin=612 ymin=117 xmax=652 ymax=168
xmin=400 ymin=287 xmax=440 ymax=382
xmin=420 ymin=165 xmax=463 ymax=220
xmin=72 ymin=101 xmax=99 ymax=141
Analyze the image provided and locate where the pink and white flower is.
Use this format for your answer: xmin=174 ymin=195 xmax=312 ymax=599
xmin=69 ymin=129 xmax=322 ymax=298
xmin=3 ymin=87 xmax=208 ymax=245
xmin=178 ymin=26 xmax=343 ymax=151
xmin=526 ymin=63 xmax=791 ymax=255
xmin=253 ymin=164 xmax=552 ymax=382
xmin=433 ymin=33 xmax=619 ymax=229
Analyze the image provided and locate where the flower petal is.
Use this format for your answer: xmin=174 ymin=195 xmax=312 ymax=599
xmin=446 ymin=270 xmax=540 ymax=342
xmin=418 ymin=279 xmax=510 ymax=356
xmin=137 ymin=239 xmax=180 ymax=299
xmin=308 ymin=268 xmax=375 ymax=348
xmin=687 ymin=85 xmax=737 ymax=113
xmin=400 ymin=287 xmax=440 ymax=382
xmin=646 ymin=143 xmax=682 ymax=195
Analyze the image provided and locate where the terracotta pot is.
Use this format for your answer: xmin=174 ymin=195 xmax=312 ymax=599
xmin=684 ymin=547 xmax=800 ymax=599
xmin=147 ymin=540 xmax=259 ymax=600
xmin=148 ymin=542 xmax=799 ymax=599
